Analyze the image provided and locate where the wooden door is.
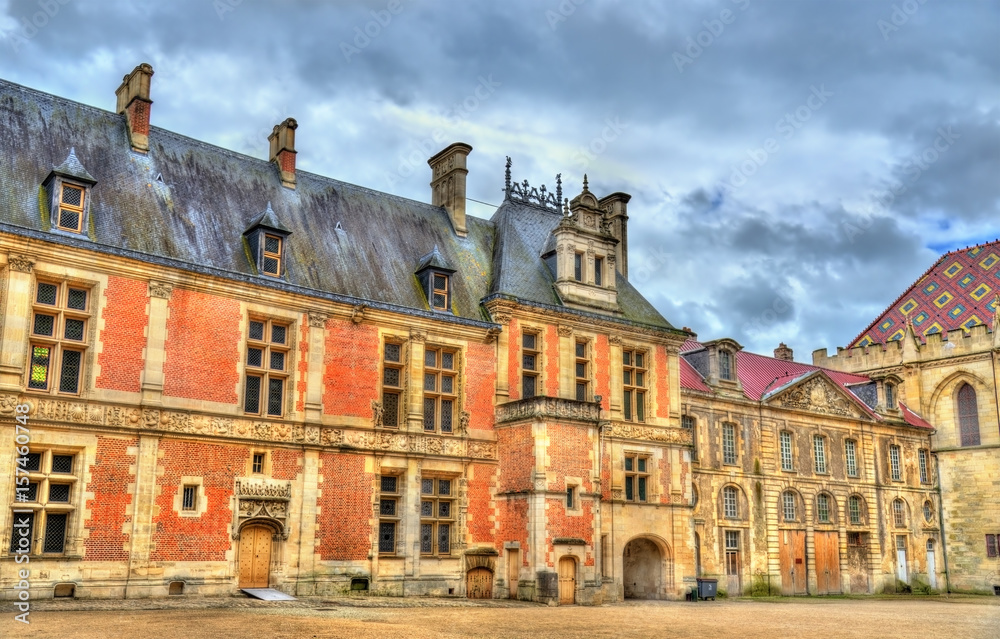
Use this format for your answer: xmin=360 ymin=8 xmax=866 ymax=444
xmin=508 ymin=549 xmax=520 ymax=599
xmin=779 ymin=530 xmax=807 ymax=595
xmin=466 ymin=567 xmax=493 ymax=599
xmin=558 ymin=557 xmax=576 ymax=604
xmin=724 ymin=530 xmax=741 ymax=596
xmin=238 ymin=526 xmax=272 ymax=588
xmin=847 ymin=532 xmax=870 ymax=594
xmin=814 ymin=532 xmax=841 ymax=595
xmin=926 ymin=540 xmax=936 ymax=589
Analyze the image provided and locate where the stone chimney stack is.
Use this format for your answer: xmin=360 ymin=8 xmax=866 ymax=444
xmin=115 ymin=63 xmax=154 ymax=153
xmin=598 ymin=192 xmax=631 ymax=278
xmin=774 ymin=343 xmax=794 ymax=361
xmin=428 ymin=143 xmax=472 ymax=237
xmin=268 ymin=118 xmax=298 ymax=189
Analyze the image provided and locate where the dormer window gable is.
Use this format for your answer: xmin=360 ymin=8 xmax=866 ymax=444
xmin=43 ymin=148 xmax=97 ymax=236
xmin=869 ymin=372 xmax=903 ymax=414
xmin=243 ymin=202 xmax=291 ymax=279
xmin=415 ymin=246 xmax=456 ymax=313
xmin=703 ymin=338 xmax=744 ymax=388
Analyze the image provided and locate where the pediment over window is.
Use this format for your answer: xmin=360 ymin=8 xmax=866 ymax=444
xmin=765 ymin=372 xmax=873 ymax=420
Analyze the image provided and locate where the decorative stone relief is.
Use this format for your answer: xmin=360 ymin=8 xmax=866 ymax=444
xmin=371 ymin=400 xmax=384 ymax=428
xmin=496 ymin=396 xmax=600 ymax=424
xmin=771 ymin=375 xmax=864 ymax=419
xmin=609 ymin=334 xmax=623 ymax=346
xmin=307 ymin=310 xmax=329 ymax=328
xmin=409 ymin=329 xmax=427 ymax=343
xmin=459 ymin=411 xmax=471 ymax=435
xmin=148 ymin=281 xmax=173 ymax=299
xmin=350 ymin=305 xmax=367 ymax=324
xmin=233 ymin=478 xmax=292 ymax=540
xmin=610 ymin=422 xmax=693 ymax=446
xmin=7 ymin=254 xmax=34 ymax=273
xmin=557 ymin=325 xmax=573 ymax=337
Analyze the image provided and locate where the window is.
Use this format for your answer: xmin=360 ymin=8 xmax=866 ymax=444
xmin=813 ymin=436 xmax=827 ymax=474
xmin=420 ymin=477 xmax=453 ymax=555
xmin=574 ymin=253 xmax=583 ymax=281
xmin=722 ymin=424 xmax=737 ymax=465
xmin=261 ymin=233 xmax=283 ymax=277
xmin=378 ymin=475 xmax=400 ymax=554
xmin=522 ymin=331 xmax=540 ymax=399
xmin=923 ymin=500 xmax=933 ymax=523
xmin=594 ymin=256 xmax=604 ymax=286
xmin=849 ymin=495 xmax=863 ymax=525
xmin=181 ymin=485 xmax=197 ymax=511
xmin=566 ymin=485 xmax=576 ymax=510
xmin=10 ymin=450 xmax=77 ymax=556
xmin=28 ymin=281 xmax=90 ymax=395
xmin=892 ymin=500 xmax=908 ymax=528
xmin=885 ymin=382 xmax=896 ymax=409
xmin=845 ymin=439 xmax=858 ymax=478
xmin=431 ymin=273 xmax=450 ymax=311
xmin=423 ymin=347 xmax=457 ymax=433
xmin=56 ymin=183 xmax=86 ymax=233
xmin=252 ymin=453 xmax=265 ymax=474
xmin=719 ymin=350 xmax=733 ymax=381
xmin=575 ymin=341 xmax=590 ymax=402
xmin=244 ymin=319 xmax=289 ymax=417
xmin=780 ymin=431 xmax=793 ymax=471
xmin=624 ymin=454 xmax=649 ymax=503
xmin=622 ymin=349 xmax=646 ymax=422
xmin=918 ymin=449 xmax=929 ymax=484
xmin=958 ymin=383 xmax=980 ymax=447
xmin=987 ymin=534 xmax=999 ymax=559
xmin=381 ymin=342 xmax=404 ymax=428
xmin=724 ymin=530 xmax=741 ymax=581
xmin=723 ymin=486 xmax=739 ymax=519
xmin=682 ymin=415 xmax=694 ymax=429
xmin=889 ymin=445 xmax=901 ymax=481
xmin=782 ymin=491 xmax=796 ymax=522
xmin=817 ymin=493 xmax=831 ymax=523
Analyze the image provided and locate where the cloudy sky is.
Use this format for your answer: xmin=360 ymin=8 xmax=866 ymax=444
xmin=2 ymin=0 xmax=998 ymax=360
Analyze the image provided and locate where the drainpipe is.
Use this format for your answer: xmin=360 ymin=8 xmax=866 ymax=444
xmin=934 ymin=450 xmax=951 ymax=594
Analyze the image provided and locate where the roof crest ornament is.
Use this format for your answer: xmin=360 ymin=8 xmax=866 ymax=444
xmin=502 ymin=156 xmax=563 ymax=214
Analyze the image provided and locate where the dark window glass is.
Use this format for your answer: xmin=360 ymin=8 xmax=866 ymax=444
xmin=244 ymin=375 xmax=261 ymax=413
xmin=33 ymin=314 xmax=55 ymax=336
xmin=264 ymin=235 xmax=281 ymax=254
xmin=420 ymin=524 xmax=433 ymax=553
xmin=382 ymin=392 xmax=399 ymax=427
xmin=625 ymin=476 xmax=634 ymax=501
xmin=380 ymin=476 xmax=398 ymax=493
xmin=252 ymin=453 xmax=264 ymax=474
xmin=380 ymin=499 xmax=396 ymax=516
xmin=248 ymin=321 xmax=265 ymax=341
xmin=638 ymin=477 xmax=647 ymax=502
xmin=271 ymin=324 xmax=286 ymax=344
xmin=67 ymin=289 xmax=87 ymax=311
xmin=958 ymin=383 xmax=981 ymax=446
xmin=9 ymin=511 xmax=34 ymax=553
xmin=594 ymin=257 xmax=603 ymax=286
xmin=48 ymin=484 xmax=70 ymax=503
xmin=182 ymin=485 xmax=196 ymax=510
xmin=383 ymin=368 xmax=400 ymax=386
xmin=247 ymin=347 xmax=263 ymax=367
xmin=421 ymin=501 xmax=433 ymax=517
xmin=267 ymin=378 xmax=283 ymax=416
xmin=442 ymin=352 xmax=454 ymax=370
xmin=421 ymin=479 xmax=433 ymax=494
xmin=438 ymin=524 xmax=450 ymax=554
xmin=269 ymin=351 xmax=285 ymax=371
xmin=438 ymin=480 xmax=451 ymax=496
xmin=523 ymin=375 xmax=536 ymax=398
xmin=441 ymin=399 xmax=453 ymax=433
xmin=378 ymin=522 xmax=395 ymax=553
xmin=36 ymin=283 xmax=58 ymax=305
xmin=576 ymin=383 xmax=586 ymax=401
xmin=59 ymin=350 xmax=82 ymax=394
xmin=23 ymin=453 xmax=42 ymax=472
xmin=64 ymin=318 xmax=85 ymax=341
xmin=423 ymin=398 xmax=436 ymax=431
xmin=262 ymin=256 xmax=279 ymax=275
xmin=574 ymin=253 xmax=582 ymax=281
xmin=43 ymin=513 xmax=67 ymax=553
xmin=384 ymin=343 xmax=401 ymax=363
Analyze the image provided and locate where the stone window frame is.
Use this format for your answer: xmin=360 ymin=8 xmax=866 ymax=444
xmin=623 ymin=453 xmax=651 ymax=503
xmin=242 ymin=316 xmax=292 ymax=418
xmin=564 ymin=475 xmax=584 ymax=516
xmin=956 ymin=382 xmax=981 ymax=447
xmin=574 ymin=339 xmax=591 ymax=402
xmin=8 ymin=447 xmax=82 ymax=557
xmin=844 ymin=438 xmax=859 ymax=478
xmin=25 ymin=277 xmax=95 ymax=397
xmin=847 ymin=493 xmax=867 ymax=526
xmin=520 ymin=326 xmax=543 ymax=400
xmin=781 ymin=490 xmax=798 ymax=522
xmin=718 ymin=350 xmax=734 ymax=381
xmin=918 ymin=448 xmax=930 ymax=484
xmin=377 ymin=472 xmax=403 ymax=556
xmin=422 ymin=345 xmax=460 ymax=434
xmin=380 ymin=338 xmax=406 ymax=428
xmin=173 ymin=476 xmax=207 ymax=519
xmin=621 ymin=347 xmax=648 ymax=423
xmin=888 ymin=443 xmax=902 ymax=482
xmin=815 ymin=492 xmax=836 ymax=525
xmin=418 ymin=475 xmax=456 ymax=556
xmin=250 ymin=450 xmax=270 ymax=476
xmin=260 ymin=233 xmax=284 ymax=277
xmin=722 ymin=423 xmax=738 ymax=466
xmin=721 ymin=484 xmax=744 ymax=520
xmin=779 ymin=431 xmax=794 ymax=472
xmin=892 ymin=498 xmax=907 ymax=528
xmin=813 ymin=435 xmax=828 ymax=474
xmin=922 ymin=500 xmax=934 ymax=523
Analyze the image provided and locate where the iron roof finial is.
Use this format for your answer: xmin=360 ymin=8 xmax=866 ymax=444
xmin=504 ymin=156 xmax=512 ymax=198
xmin=582 ymin=174 xmax=589 ymax=192
xmin=555 ymin=173 xmax=562 ymax=205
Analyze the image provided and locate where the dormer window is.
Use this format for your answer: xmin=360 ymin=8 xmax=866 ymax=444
xmin=262 ymin=234 xmax=283 ymax=277
xmin=415 ymin=246 xmax=456 ymax=314
xmin=885 ymin=382 xmax=896 ymax=409
xmin=432 ymin=274 xmax=450 ymax=311
xmin=43 ymin=148 xmax=97 ymax=237
xmin=594 ymin=256 xmax=604 ymax=286
xmin=719 ymin=350 xmax=733 ymax=381
xmin=243 ymin=202 xmax=291 ymax=279
xmin=56 ymin=184 xmax=86 ymax=232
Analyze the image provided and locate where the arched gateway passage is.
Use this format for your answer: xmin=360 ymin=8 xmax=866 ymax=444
xmin=623 ymin=537 xmax=671 ymax=599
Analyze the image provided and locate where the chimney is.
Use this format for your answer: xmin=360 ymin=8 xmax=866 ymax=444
xmin=115 ymin=63 xmax=154 ymax=153
xmin=598 ymin=192 xmax=631 ymax=278
xmin=428 ymin=143 xmax=472 ymax=237
xmin=268 ymin=118 xmax=298 ymax=189
xmin=774 ymin=343 xmax=794 ymax=361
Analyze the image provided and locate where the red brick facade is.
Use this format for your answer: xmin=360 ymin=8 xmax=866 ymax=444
xmin=316 ymin=452 xmax=372 ymax=561
xmin=162 ymin=289 xmax=241 ymax=404
xmin=95 ymin=276 xmax=147 ymax=393
xmin=83 ymin=436 xmax=137 ymax=562
xmin=545 ymin=325 xmax=559 ymax=397
xmin=322 ymin=319 xmax=378 ymax=417
xmin=466 ymin=342 xmax=496 ymax=433
xmin=497 ymin=424 xmax=534 ymax=493
xmin=466 ymin=463 xmax=495 ymax=544
xmin=545 ymin=424 xmax=593 ymax=492
xmin=655 ymin=345 xmax=670 ymax=418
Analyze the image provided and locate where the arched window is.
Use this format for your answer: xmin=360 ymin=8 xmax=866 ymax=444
xmin=816 ymin=493 xmax=835 ymax=524
xmin=782 ymin=491 xmax=797 ymax=522
xmin=957 ymin=383 xmax=981 ymax=446
xmin=723 ymin=486 xmax=739 ymax=519
xmin=848 ymin=495 xmax=865 ymax=525
xmin=719 ymin=351 xmax=733 ymax=381
xmin=892 ymin=498 xmax=906 ymax=528
xmin=885 ymin=383 xmax=896 ymax=409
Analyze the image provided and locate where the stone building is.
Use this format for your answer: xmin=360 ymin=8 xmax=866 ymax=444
xmin=0 ymin=64 xmax=693 ymax=603
xmin=681 ymin=338 xmax=940 ymax=595
xmin=816 ymin=242 xmax=1000 ymax=593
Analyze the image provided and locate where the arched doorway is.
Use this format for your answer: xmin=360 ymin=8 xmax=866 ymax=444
xmin=238 ymin=525 xmax=274 ymax=588
xmin=558 ymin=556 xmax=576 ymax=604
xmin=623 ymin=537 xmax=664 ymax=599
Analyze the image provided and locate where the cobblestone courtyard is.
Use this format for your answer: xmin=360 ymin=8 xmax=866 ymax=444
xmin=2 ymin=595 xmax=998 ymax=638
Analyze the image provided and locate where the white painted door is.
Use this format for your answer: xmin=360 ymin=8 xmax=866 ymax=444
xmin=895 ymin=536 xmax=908 ymax=583
xmin=926 ymin=540 xmax=936 ymax=589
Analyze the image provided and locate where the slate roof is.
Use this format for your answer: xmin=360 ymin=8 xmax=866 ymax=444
xmin=0 ymin=77 xmax=676 ymax=334
xmin=851 ymin=240 xmax=1000 ymax=347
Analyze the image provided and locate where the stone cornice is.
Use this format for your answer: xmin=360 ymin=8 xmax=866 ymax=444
xmin=496 ymin=396 xmax=601 ymax=424
xmin=609 ymin=421 xmax=693 ymax=446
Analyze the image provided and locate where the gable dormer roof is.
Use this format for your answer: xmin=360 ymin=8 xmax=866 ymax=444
xmin=46 ymin=147 xmax=97 ymax=185
xmin=244 ymin=201 xmax=290 ymax=236
xmin=416 ymin=245 xmax=455 ymax=274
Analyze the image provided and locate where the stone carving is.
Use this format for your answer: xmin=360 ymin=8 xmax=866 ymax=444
xmin=376 ymin=431 xmax=409 ymax=451
xmin=147 ymin=281 xmax=173 ymax=299
xmin=557 ymin=325 xmax=573 ymax=337
xmin=609 ymin=334 xmax=623 ymax=346
xmin=409 ymin=329 xmax=427 ymax=343
xmin=7 ymin=254 xmax=34 ymax=273
xmin=371 ymin=400 xmax=384 ymax=428
xmin=235 ymin=479 xmax=292 ymax=500
xmin=321 ymin=428 xmax=344 ymax=446
xmin=496 ymin=396 xmax=600 ymax=424
xmin=142 ymin=409 xmax=160 ymax=428
xmin=211 ymin=417 xmax=234 ymax=436
xmin=771 ymin=375 xmax=862 ymax=418
xmin=307 ymin=310 xmax=329 ymax=328
xmin=303 ymin=426 xmax=320 ymax=444
xmin=610 ymin=423 xmax=693 ymax=446
xmin=485 ymin=327 xmax=502 ymax=343
xmin=350 ymin=305 xmax=367 ymax=324
xmin=0 ymin=394 xmax=20 ymax=415
xmin=458 ymin=411 xmax=471 ymax=435
xmin=468 ymin=440 xmax=498 ymax=459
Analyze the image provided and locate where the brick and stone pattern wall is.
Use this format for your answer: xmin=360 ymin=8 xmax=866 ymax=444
xmin=545 ymin=325 xmax=559 ymax=397
xmin=497 ymin=424 xmax=533 ymax=493
xmin=545 ymin=424 xmax=593 ymax=493
xmin=316 ymin=452 xmax=372 ymax=560
xmin=594 ymin=334 xmax=610 ymax=411
xmin=466 ymin=462 xmax=496 ymax=544
xmin=495 ymin=498 xmax=528 ymax=558
xmin=323 ymin=319 xmax=378 ymax=417
xmin=84 ymin=436 xmax=137 ymax=561
xmin=466 ymin=342 xmax=497 ymax=433
xmin=162 ymin=289 xmax=241 ymax=404
xmin=271 ymin=448 xmax=302 ymax=481
xmin=295 ymin=315 xmax=309 ymax=412
xmin=95 ymin=275 xmax=148 ymax=393
xmin=151 ymin=440 xmax=247 ymax=562
xmin=655 ymin=345 xmax=670 ymax=418
xmin=545 ymin=499 xmax=595 ymax=566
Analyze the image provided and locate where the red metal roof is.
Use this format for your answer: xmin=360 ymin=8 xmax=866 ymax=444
xmin=736 ymin=350 xmax=870 ymax=402
xmin=679 ymin=356 xmax=711 ymax=393
xmin=899 ymin=401 xmax=934 ymax=430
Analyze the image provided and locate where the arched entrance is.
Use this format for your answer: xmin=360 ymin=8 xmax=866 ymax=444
xmin=466 ymin=567 xmax=493 ymax=599
xmin=623 ymin=537 xmax=670 ymax=599
xmin=558 ymin=556 xmax=576 ymax=604
xmin=238 ymin=525 xmax=274 ymax=588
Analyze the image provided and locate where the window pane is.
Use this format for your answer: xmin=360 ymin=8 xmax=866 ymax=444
xmin=637 ymin=458 xmax=647 ymax=472
xmin=67 ymin=288 xmax=87 ymax=311
xmin=29 ymin=345 xmax=51 ymax=390
xmin=623 ymin=391 xmax=632 ymax=421
xmin=249 ymin=320 xmax=265 ymax=341
xmin=575 ymin=362 xmax=586 ymax=378
xmin=439 ymin=501 xmax=451 ymax=518
xmin=523 ymin=354 xmax=536 ymax=371
xmin=625 ymin=476 xmax=633 ymax=501
xmin=383 ymin=367 xmax=400 ymax=387
xmin=252 ymin=454 xmax=264 ymax=473
xmin=51 ymin=455 xmax=73 ymax=474
xmin=624 ymin=370 xmax=632 ymax=385
xmin=244 ymin=375 xmax=261 ymax=413
xmin=432 ymin=293 xmax=447 ymax=309
xmin=441 ymin=376 xmax=454 ymax=394
xmin=59 ymin=350 xmax=82 ymax=394
xmin=267 ymin=378 xmax=283 ymax=416
xmin=271 ymin=324 xmax=286 ymax=344
xmin=576 ymin=383 xmax=586 ymax=401
xmin=438 ymin=480 xmax=451 ymax=496
xmin=438 ymin=523 xmax=450 ymax=553
xmin=423 ymin=398 xmax=436 ymax=431
xmin=433 ymin=274 xmax=447 ymax=290
xmin=425 ymin=350 xmax=437 ymax=367
xmin=43 ymin=513 xmax=67 ymax=553
xmin=440 ymin=400 xmax=453 ymax=433
xmin=36 ymin=282 xmax=58 ymax=305
xmin=22 ymin=453 xmax=42 ymax=472
xmin=378 ymin=522 xmax=395 ymax=553
xmin=623 ymin=351 xmax=631 ymax=366
xmin=638 ymin=477 xmax=647 ymax=502
xmin=575 ymin=342 xmax=586 ymax=358
xmin=958 ymin=383 xmax=981 ymax=446
xmin=420 ymin=524 xmax=433 ymax=553
xmin=624 ymin=457 xmax=633 ymax=471
xmin=441 ymin=352 xmax=454 ymax=370
xmin=523 ymin=375 xmax=536 ymax=398
xmin=61 ymin=184 xmax=83 ymax=206
xmin=9 ymin=511 xmax=34 ymax=553
xmin=247 ymin=347 xmax=263 ymax=368
xmin=33 ymin=313 xmax=55 ymax=336
xmin=262 ymin=256 xmax=280 ymax=275
xmin=49 ymin=483 xmax=70 ymax=502
xmin=19 ymin=482 xmax=39 ymax=502
xmin=421 ymin=479 xmax=433 ymax=494
xmin=182 ymin=486 xmax=196 ymax=510
xmin=522 ymin=333 xmax=536 ymax=350
xmin=594 ymin=258 xmax=603 ymax=286
xmin=380 ymin=499 xmax=396 ymax=516
xmin=58 ymin=208 xmax=80 ymax=231
xmin=636 ymin=392 xmax=645 ymax=422
xmin=64 ymin=318 xmax=85 ymax=341
xmin=264 ymin=235 xmax=280 ymax=254
xmin=269 ymin=351 xmax=285 ymax=371
xmin=574 ymin=254 xmax=582 ymax=281
xmin=380 ymin=476 xmax=398 ymax=493
xmin=635 ymin=353 xmax=644 ymax=368
xmin=382 ymin=392 xmax=399 ymax=427
xmin=384 ymin=343 xmax=401 ymax=363
xmin=421 ymin=501 xmax=433 ymax=517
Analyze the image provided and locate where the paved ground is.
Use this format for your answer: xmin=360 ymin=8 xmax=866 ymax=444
xmin=2 ymin=594 xmax=999 ymax=638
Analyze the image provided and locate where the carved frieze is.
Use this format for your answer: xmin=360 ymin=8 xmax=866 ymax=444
xmin=769 ymin=375 xmax=865 ymax=419
xmin=496 ymin=396 xmax=600 ymax=424
xmin=307 ymin=310 xmax=329 ymax=328
xmin=148 ymin=281 xmax=173 ymax=299
xmin=610 ymin=422 xmax=693 ymax=446
xmin=557 ymin=325 xmax=573 ymax=337
xmin=7 ymin=254 xmax=35 ymax=273
xmin=235 ymin=479 xmax=293 ymax=500
xmin=409 ymin=329 xmax=427 ymax=343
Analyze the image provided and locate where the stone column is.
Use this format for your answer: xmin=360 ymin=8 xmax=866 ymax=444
xmin=304 ymin=311 xmax=328 ymax=422
xmin=557 ymin=325 xmax=573 ymax=399
xmin=140 ymin=281 xmax=172 ymax=405
xmin=295 ymin=448 xmax=320 ymax=595
xmin=124 ymin=434 xmax=161 ymax=598
xmin=608 ymin=335 xmax=623 ymax=417
xmin=0 ymin=254 xmax=35 ymax=391
xmin=407 ymin=330 xmax=427 ymax=431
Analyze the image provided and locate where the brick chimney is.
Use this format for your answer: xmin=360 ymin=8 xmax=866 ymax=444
xmin=115 ymin=63 xmax=154 ymax=153
xmin=598 ymin=192 xmax=631 ymax=278
xmin=428 ymin=143 xmax=472 ymax=237
xmin=774 ymin=342 xmax=794 ymax=361
xmin=268 ymin=118 xmax=298 ymax=189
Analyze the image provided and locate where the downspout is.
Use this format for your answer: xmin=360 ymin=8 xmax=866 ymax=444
xmin=934 ymin=450 xmax=950 ymax=594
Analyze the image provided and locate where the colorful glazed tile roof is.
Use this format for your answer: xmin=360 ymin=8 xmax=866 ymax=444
xmin=851 ymin=240 xmax=1000 ymax=347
